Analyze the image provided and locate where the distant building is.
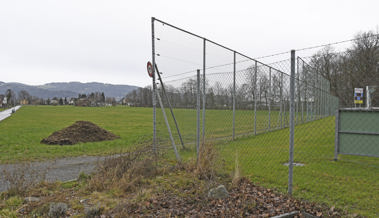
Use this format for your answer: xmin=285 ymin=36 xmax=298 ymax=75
xmin=50 ymin=99 xmax=59 ymax=106
xmin=1 ymin=95 xmax=7 ymax=107
xmin=75 ymin=98 xmax=90 ymax=107
xmin=20 ymin=99 xmax=29 ymax=105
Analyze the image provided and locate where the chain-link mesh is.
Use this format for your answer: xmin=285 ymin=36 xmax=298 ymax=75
xmin=152 ymin=19 xmax=379 ymax=216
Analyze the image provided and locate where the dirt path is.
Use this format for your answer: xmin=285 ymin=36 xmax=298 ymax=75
xmin=0 ymin=155 xmax=106 ymax=192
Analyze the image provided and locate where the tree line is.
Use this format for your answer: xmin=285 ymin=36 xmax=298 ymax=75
xmin=309 ymin=31 xmax=379 ymax=107
xmin=0 ymin=89 xmax=117 ymax=107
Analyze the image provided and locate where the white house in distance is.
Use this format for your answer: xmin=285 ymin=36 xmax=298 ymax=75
xmin=0 ymin=95 xmax=6 ymax=107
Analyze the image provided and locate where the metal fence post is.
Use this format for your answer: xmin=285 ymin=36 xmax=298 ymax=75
xmin=334 ymin=109 xmax=340 ymax=161
xmin=233 ymin=52 xmax=236 ymax=140
xmin=151 ymin=17 xmax=157 ymax=155
xmin=202 ymin=39 xmax=206 ymax=145
xmin=280 ymin=70 xmax=283 ymax=128
xmin=268 ymin=67 xmax=272 ymax=131
xmin=196 ymin=69 xmax=201 ymax=164
xmin=155 ymin=64 xmax=185 ymax=149
xmin=296 ymin=57 xmax=299 ymax=125
xmin=156 ymin=90 xmax=181 ymax=162
xmin=254 ymin=61 xmax=258 ymax=135
xmin=288 ymin=49 xmax=296 ymax=195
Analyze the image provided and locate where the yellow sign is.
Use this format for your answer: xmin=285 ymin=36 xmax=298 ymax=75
xmin=354 ymin=100 xmax=363 ymax=104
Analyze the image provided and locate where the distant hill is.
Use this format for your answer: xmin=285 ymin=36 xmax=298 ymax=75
xmin=0 ymin=81 xmax=139 ymax=100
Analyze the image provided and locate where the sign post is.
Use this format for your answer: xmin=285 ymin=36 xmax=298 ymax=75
xmin=354 ymin=88 xmax=364 ymax=107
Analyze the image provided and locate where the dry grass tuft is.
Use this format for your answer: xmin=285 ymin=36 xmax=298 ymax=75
xmin=88 ymin=146 xmax=157 ymax=193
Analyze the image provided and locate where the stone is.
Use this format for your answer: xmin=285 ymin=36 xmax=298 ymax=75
xmin=80 ymin=199 xmax=89 ymax=204
xmin=24 ymin=196 xmax=40 ymax=203
xmin=48 ymin=202 xmax=68 ymax=218
xmin=208 ymin=185 xmax=229 ymax=199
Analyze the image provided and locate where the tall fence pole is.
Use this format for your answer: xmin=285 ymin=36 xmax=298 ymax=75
xmin=254 ymin=61 xmax=258 ymax=135
xmin=233 ymin=52 xmax=236 ymax=140
xmin=305 ymin=62 xmax=308 ymax=122
xmin=334 ymin=109 xmax=340 ymax=161
xmin=288 ymin=49 xmax=296 ymax=195
xmin=268 ymin=67 xmax=272 ymax=131
xmin=196 ymin=69 xmax=201 ymax=164
xmin=202 ymin=38 xmax=206 ymax=145
xmin=280 ymin=70 xmax=283 ymax=128
xmin=151 ymin=17 xmax=157 ymax=154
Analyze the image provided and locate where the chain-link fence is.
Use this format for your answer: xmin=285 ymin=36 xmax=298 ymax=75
xmin=151 ymin=18 xmax=379 ymax=216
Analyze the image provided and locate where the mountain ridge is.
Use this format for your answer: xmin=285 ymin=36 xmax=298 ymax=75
xmin=0 ymin=81 xmax=139 ymax=100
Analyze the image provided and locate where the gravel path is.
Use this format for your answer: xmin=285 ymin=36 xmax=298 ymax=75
xmin=0 ymin=155 xmax=107 ymax=192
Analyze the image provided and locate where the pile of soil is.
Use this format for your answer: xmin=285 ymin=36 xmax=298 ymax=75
xmin=41 ymin=121 xmax=120 ymax=145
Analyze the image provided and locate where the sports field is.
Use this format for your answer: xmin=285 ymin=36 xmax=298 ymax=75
xmin=0 ymin=105 xmax=378 ymax=216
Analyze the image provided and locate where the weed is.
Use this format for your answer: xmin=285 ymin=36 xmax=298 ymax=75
xmin=5 ymin=196 xmax=23 ymax=210
xmin=88 ymin=146 xmax=157 ymax=193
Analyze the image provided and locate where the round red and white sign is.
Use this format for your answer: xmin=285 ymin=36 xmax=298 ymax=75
xmin=147 ymin=61 xmax=153 ymax=77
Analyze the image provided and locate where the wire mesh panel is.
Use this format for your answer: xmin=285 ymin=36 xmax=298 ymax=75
xmin=151 ymin=18 xmax=379 ymax=217
xmin=293 ymin=57 xmax=378 ymax=216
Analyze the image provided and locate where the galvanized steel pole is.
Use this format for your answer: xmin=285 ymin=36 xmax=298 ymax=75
xmin=288 ymin=50 xmax=296 ymax=195
xmin=334 ymin=109 xmax=340 ymax=161
xmin=202 ymin=39 xmax=206 ymax=145
xmin=268 ymin=67 xmax=272 ymax=131
xmin=254 ymin=61 xmax=258 ymax=135
xmin=196 ymin=69 xmax=201 ymax=164
xmin=233 ymin=52 xmax=236 ymax=140
xmin=280 ymin=70 xmax=283 ymax=128
xmin=156 ymin=91 xmax=181 ymax=162
xmin=151 ymin=17 xmax=157 ymax=155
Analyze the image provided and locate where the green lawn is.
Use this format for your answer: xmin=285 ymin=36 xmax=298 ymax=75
xmin=0 ymin=105 xmax=152 ymax=163
xmin=176 ymin=117 xmax=379 ymax=217
xmin=1 ymin=105 xmax=378 ymax=216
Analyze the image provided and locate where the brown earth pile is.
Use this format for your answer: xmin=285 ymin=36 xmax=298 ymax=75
xmin=41 ymin=121 xmax=120 ymax=145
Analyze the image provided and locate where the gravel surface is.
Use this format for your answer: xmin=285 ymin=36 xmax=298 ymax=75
xmin=0 ymin=155 xmax=105 ymax=192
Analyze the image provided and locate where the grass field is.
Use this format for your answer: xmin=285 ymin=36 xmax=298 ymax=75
xmin=0 ymin=105 xmax=152 ymax=162
xmin=214 ymin=118 xmax=378 ymax=217
xmin=1 ymin=105 xmax=378 ymax=216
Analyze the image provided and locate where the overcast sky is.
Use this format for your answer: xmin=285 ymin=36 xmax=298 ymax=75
xmin=1 ymin=0 xmax=378 ymax=87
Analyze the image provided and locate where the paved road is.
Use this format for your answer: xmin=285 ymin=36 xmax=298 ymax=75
xmin=0 ymin=106 xmax=21 ymax=122
xmin=0 ymin=155 xmax=108 ymax=192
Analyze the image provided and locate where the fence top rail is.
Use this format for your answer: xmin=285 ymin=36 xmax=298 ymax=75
xmin=153 ymin=17 xmax=289 ymax=77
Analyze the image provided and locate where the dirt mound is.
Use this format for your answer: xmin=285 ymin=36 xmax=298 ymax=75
xmin=41 ymin=121 xmax=120 ymax=145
